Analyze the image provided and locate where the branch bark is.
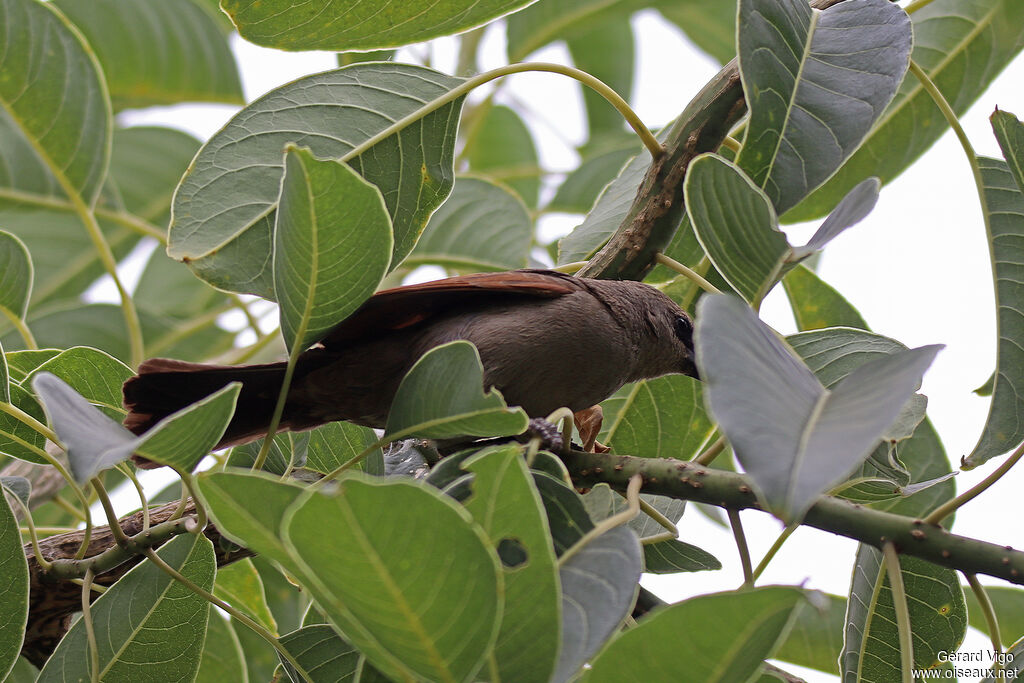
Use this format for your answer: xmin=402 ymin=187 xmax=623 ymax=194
xmin=562 ymin=449 xmax=1024 ymax=585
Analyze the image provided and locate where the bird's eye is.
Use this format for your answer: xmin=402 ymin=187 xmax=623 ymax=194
xmin=673 ymin=315 xmax=693 ymax=346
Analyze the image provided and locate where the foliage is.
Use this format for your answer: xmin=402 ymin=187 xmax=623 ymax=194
xmin=1 ymin=0 xmax=1023 ymax=681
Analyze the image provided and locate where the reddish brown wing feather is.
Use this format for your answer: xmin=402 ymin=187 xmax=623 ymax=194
xmin=320 ymin=269 xmax=581 ymax=347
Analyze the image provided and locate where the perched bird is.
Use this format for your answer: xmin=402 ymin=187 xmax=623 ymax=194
xmin=122 ymin=269 xmax=698 ymax=451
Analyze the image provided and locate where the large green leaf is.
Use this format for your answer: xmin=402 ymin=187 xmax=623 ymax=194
xmin=841 ymin=553 xmax=966 ymax=681
xmin=964 ymin=585 xmax=1024 ymax=648
xmin=384 ymin=341 xmax=529 ymax=440
xmin=0 ymin=478 xmax=28 ymax=681
xmin=963 ymin=154 xmax=1024 ymax=466
xmin=566 ymin=19 xmax=634 ymax=139
xmin=554 ymin=525 xmax=642 ymax=683
xmin=782 ymin=264 xmax=868 ymax=331
xmin=274 ymin=146 xmax=392 ymax=352
xmin=582 ymin=587 xmax=805 ymax=683
xmin=0 ymin=231 xmax=31 ymax=324
xmin=278 ymin=625 xmax=361 ymax=683
xmin=463 ymin=447 xmax=560 ymax=683
xmin=506 ymin=0 xmax=639 ymax=62
xmin=214 ymin=558 xmax=277 ymax=635
xmin=656 ymin=0 xmax=736 ymax=64
xmin=408 ymin=176 xmax=532 ymax=271
xmin=304 ymin=421 xmax=382 ymax=476
xmin=547 ymin=143 xmax=638 ymax=214
xmin=283 ymin=478 xmax=502 ymax=683
xmin=168 ymin=64 xmax=464 ymax=298
xmin=222 ymin=0 xmax=536 ymax=51
xmin=773 ymin=593 xmax=846 ymax=675
xmin=134 ymin=247 xmax=230 ymax=321
xmin=787 ymin=0 xmax=1024 ymax=222
xmin=37 ymin=533 xmax=215 ymax=682
xmin=465 ymin=105 xmax=540 ymax=208
xmin=0 ymin=383 xmax=47 ymax=464
xmin=196 ymin=613 xmax=248 ymax=683
xmin=52 ymin=0 xmax=242 ymax=111
xmin=108 ymin=126 xmax=202 ymax=229
xmin=735 ymin=0 xmax=910 ymax=214
xmin=0 ymin=0 xmax=110 ymax=206
xmin=605 ymin=374 xmax=714 ymax=459
xmin=695 ymin=294 xmax=940 ymax=522
xmin=26 ymin=345 xmax=133 ymax=416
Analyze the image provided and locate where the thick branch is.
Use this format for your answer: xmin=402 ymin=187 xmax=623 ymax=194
xmin=562 ymin=449 xmax=1024 ymax=586
xmin=579 ymin=0 xmax=847 ymax=280
xmin=21 ymin=499 xmax=248 ymax=667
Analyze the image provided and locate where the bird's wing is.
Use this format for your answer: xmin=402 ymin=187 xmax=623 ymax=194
xmin=319 ymin=269 xmax=581 ymax=348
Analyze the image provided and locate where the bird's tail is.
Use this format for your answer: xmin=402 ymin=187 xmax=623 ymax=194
xmin=122 ymin=358 xmax=291 ymax=452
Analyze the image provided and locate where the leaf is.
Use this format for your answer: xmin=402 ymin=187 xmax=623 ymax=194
xmin=408 ymin=176 xmax=532 ymax=271
xmin=963 ymin=585 xmax=1024 ymax=648
xmin=384 ymin=340 xmax=529 ymax=440
xmin=643 ymin=539 xmax=721 ymax=574
xmin=31 ymin=372 xmax=137 ymax=483
xmin=685 ymin=153 xmax=786 ymax=304
xmin=773 ymin=593 xmax=846 ymax=675
xmin=533 ymin=471 xmax=595 ymax=555
xmin=227 ymin=432 xmax=306 ymax=476
xmin=462 ymin=447 xmax=560 ymax=683
xmin=26 ymin=346 xmax=133 ymax=417
xmin=0 ymin=383 xmax=47 ymax=464
xmin=283 ymin=478 xmax=502 ymax=683
xmin=506 ymin=0 xmax=637 ymax=62
xmin=465 ymin=105 xmax=540 ymax=208
xmin=566 ymin=19 xmax=635 ymax=138
xmin=656 ymin=0 xmax=737 ymax=64
xmin=52 ymin=0 xmax=243 ymax=111
xmin=735 ymin=0 xmax=911 ymax=214
xmin=196 ymin=470 xmax=309 ymax=569
xmin=131 ymin=383 xmax=241 ymax=471
xmin=274 ymin=146 xmax=392 ymax=352
xmin=555 ymin=525 xmax=642 ymax=683
xmin=581 ymin=586 xmax=805 ymax=683
xmin=0 ymin=341 xmax=6 ymax=404
xmin=557 ymin=147 xmax=654 ymax=264
xmin=3 ymin=349 xmax=58 ymax=384
xmin=790 ymin=177 xmax=880 ymax=260
xmin=222 ymin=0 xmax=535 ymax=51
xmin=1 ymin=476 xmax=29 ymax=507
xmin=0 ymin=475 xmax=28 ymax=682
xmin=37 ymin=533 xmax=215 ymax=682
xmin=605 ymin=374 xmax=715 ymax=459
xmin=548 ymin=144 xmax=638 ymax=214
xmin=304 ymin=421 xmax=382 ymax=476
xmin=782 ymin=264 xmax=869 ymax=331
xmin=0 ymin=231 xmax=31 ymax=323
xmin=169 ymin=64 xmax=464 ymax=298
xmin=108 ymin=126 xmax=203 ymax=229
xmin=787 ymin=0 xmax=1024 ymax=222
xmin=841 ymin=552 xmax=966 ymax=681
xmin=696 ymin=294 xmax=941 ymax=522
xmin=0 ymin=0 xmax=111 ymax=206
xmin=215 ymin=558 xmax=278 ymax=635
xmin=197 ymin=613 xmax=248 ymax=683
xmin=278 ymin=625 xmax=361 ymax=683
xmin=134 ymin=247 xmax=231 ymax=321
xmin=0 ymin=209 xmax=139 ymax=309
xmin=962 ymin=155 xmax=1024 ymax=466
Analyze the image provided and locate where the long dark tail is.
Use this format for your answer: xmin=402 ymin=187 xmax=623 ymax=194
xmin=123 ymin=358 xmax=293 ymax=451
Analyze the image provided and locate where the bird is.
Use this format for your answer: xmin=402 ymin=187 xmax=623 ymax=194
xmin=122 ymin=269 xmax=699 ymax=453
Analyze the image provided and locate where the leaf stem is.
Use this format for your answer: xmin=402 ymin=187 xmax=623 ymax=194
xmin=10 ymin=491 xmax=50 ymax=571
xmin=882 ymin=542 xmax=914 ymax=683
xmin=0 ymin=400 xmax=60 ymax=443
xmin=119 ymin=464 xmax=150 ymax=531
xmin=83 ymin=567 xmax=100 ymax=683
xmin=559 ymin=474 xmax=642 ymax=567
xmin=923 ymin=440 xmax=1024 ymax=525
xmin=751 ymin=523 xmax=798 ymax=581
xmin=654 ymin=253 xmax=721 ymax=294
xmin=92 ymin=478 xmax=134 ymax=550
xmin=903 ymin=0 xmax=938 ymax=13
xmin=728 ymin=509 xmax=754 ymax=587
xmin=223 ymin=329 xmax=279 ymax=364
xmin=0 ymin=305 xmax=36 ymax=348
xmin=141 ymin=547 xmax=314 ymax=682
xmin=340 ymin=62 xmax=663 ymax=163
xmin=964 ymin=573 xmax=1003 ymax=661
xmin=694 ymin=435 xmax=726 ymax=466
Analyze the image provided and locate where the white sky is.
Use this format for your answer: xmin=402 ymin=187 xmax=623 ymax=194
xmin=113 ymin=9 xmax=1024 ymax=681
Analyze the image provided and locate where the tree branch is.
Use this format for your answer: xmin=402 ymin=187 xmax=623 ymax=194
xmin=562 ymin=449 xmax=1024 ymax=586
